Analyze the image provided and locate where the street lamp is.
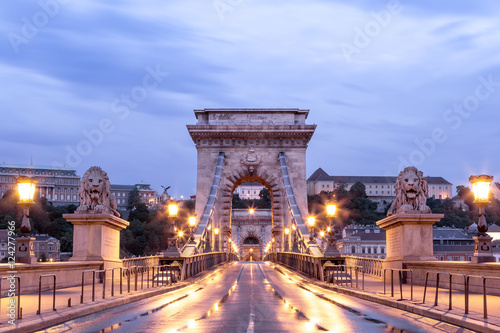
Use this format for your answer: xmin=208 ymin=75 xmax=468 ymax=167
xmin=16 ymin=176 xmax=37 ymax=234
xmin=249 ymin=208 xmax=255 ymax=214
xmin=214 ymin=228 xmax=220 ymax=252
xmin=188 ymin=216 xmax=196 ymax=243
xmin=284 ymin=228 xmax=290 ymax=252
xmin=324 ymin=203 xmax=341 ymax=257
xmin=308 ymin=216 xmax=315 ymax=242
xmin=469 ymin=175 xmax=495 ymax=263
xmin=164 ymin=201 xmax=180 ymax=256
xmin=16 ymin=176 xmax=37 ymax=264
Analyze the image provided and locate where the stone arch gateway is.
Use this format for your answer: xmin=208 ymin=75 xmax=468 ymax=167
xmin=187 ymin=108 xmax=321 ymax=256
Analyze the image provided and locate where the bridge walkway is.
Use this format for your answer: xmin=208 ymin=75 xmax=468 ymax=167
xmin=24 ymin=262 xmax=481 ymax=333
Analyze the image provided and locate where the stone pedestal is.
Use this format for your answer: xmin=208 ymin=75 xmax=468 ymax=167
xmin=324 ymin=235 xmax=341 ymax=257
xmin=377 ymin=213 xmax=443 ymax=270
xmin=471 ymin=235 xmax=496 ymax=263
xmin=64 ymin=213 xmax=129 ymax=269
xmin=16 ymin=236 xmax=37 ymax=264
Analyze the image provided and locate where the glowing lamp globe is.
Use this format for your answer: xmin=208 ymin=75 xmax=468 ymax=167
xmin=16 ymin=176 xmax=37 ymax=203
xmin=188 ymin=216 xmax=196 ymax=227
xmin=326 ymin=204 xmax=337 ymax=217
xmin=307 ymin=216 xmax=315 ymax=227
xmin=469 ymin=175 xmax=493 ymax=203
xmin=168 ymin=202 xmax=179 ymax=217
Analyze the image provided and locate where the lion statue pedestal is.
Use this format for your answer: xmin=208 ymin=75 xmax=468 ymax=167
xmin=377 ymin=213 xmax=443 ymax=270
xmin=377 ymin=167 xmax=443 ymax=270
xmin=64 ymin=166 xmax=129 ymax=269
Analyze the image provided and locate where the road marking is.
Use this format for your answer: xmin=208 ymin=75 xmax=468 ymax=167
xmin=247 ymin=263 xmax=255 ymax=333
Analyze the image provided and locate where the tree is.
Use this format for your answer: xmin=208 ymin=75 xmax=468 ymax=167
xmin=456 ymin=185 xmax=474 ymax=209
xmin=349 ymin=181 xmax=367 ymax=199
xmin=257 ymin=188 xmax=271 ymax=208
xmin=127 ymin=187 xmax=141 ymax=211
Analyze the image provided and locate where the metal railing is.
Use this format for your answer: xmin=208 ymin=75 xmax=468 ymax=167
xmin=324 ymin=265 xmax=364 ymax=290
xmin=465 ymin=275 xmax=500 ymax=319
xmin=122 ymin=255 xmax=161 ymax=269
xmin=269 ymin=252 xmax=324 ymax=281
xmin=423 ymin=271 xmax=467 ymax=311
xmin=37 ymin=274 xmax=56 ymax=315
xmin=383 ymin=268 xmax=413 ymax=301
xmin=344 ymin=256 xmax=383 ymax=278
xmin=181 ymin=252 xmax=235 ymax=280
xmin=0 ymin=276 xmax=21 ymax=319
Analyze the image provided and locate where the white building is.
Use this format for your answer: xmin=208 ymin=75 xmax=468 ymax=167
xmin=337 ymin=225 xmax=386 ymax=259
xmin=307 ymin=168 xmax=453 ymax=200
xmin=233 ymin=182 xmax=265 ymax=200
xmin=0 ymin=164 xmax=80 ymax=206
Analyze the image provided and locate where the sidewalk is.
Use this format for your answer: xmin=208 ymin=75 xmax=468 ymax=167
xmin=0 ymin=263 xmax=231 ymax=333
xmin=272 ymin=263 xmax=500 ymax=333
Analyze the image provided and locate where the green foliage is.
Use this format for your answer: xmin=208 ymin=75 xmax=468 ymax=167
xmin=127 ymin=187 xmax=141 ymax=211
xmin=0 ymin=192 xmax=75 ymax=252
xmin=39 ymin=253 xmax=47 ymax=262
xmin=231 ymin=188 xmax=271 ymax=209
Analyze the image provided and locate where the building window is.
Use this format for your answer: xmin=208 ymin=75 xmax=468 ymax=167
xmin=368 ymin=248 xmax=371 ymax=254
xmin=362 ymin=247 xmax=365 ymax=254
xmin=381 ymin=247 xmax=384 ymax=254
xmin=373 ymin=247 xmax=377 ymax=254
xmin=440 ymin=256 xmax=444 ymax=261
xmin=453 ymin=256 xmax=458 ymax=261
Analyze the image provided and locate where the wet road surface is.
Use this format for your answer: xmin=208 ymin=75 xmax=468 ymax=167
xmin=40 ymin=262 xmax=473 ymax=333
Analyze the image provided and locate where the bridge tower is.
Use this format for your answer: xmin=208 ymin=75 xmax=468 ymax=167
xmin=187 ymin=108 xmax=319 ymax=256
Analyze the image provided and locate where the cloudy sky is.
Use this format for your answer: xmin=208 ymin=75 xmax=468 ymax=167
xmin=1 ymin=0 xmax=500 ymax=198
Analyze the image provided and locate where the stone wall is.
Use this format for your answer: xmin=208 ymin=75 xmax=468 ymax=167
xmin=404 ymin=261 xmax=500 ymax=295
xmin=0 ymin=261 xmax=103 ymax=296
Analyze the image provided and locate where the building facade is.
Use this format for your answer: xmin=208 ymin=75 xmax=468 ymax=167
xmin=111 ymin=183 xmax=157 ymax=210
xmin=33 ymin=234 xmax=61 ymax=261
xmin=307 ymin=168 xmax=453 ymax=200
xmin=0 ymin=230 xmax=7 ymax=261
xmin=233 ymin=182 xmax=265 ymax=200
xmin=337 ymin=225 xmax=387 ymax=259
xmin=0 ymin=164 xmax=80 ymax=205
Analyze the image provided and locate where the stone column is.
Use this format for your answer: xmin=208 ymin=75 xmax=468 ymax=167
xmin=64 ymin=213 xmax=129 ymax=269
xmin=377 ymin=213 xmax=443 ymax=270
xmin=15 ymin=236 xmax=37 ymax=264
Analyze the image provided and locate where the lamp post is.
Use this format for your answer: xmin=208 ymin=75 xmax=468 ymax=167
xmin=188 ymin=216 xmax=196 ymax=244
xmin=291 ymin=224 xmax=299 ymax=253
xmin=324 ymin=203 xmax=341 ymax=256
xmin=469 ymin=175 xmax=495 ymax=263
xmin=16 ymin=176 xmax=37 ymax=264
xmin=308 ymin=216 xmax=316 ymax=243
xmin=164 ymin=201 xmax=180 ymax=256
xmin=214 ymin=228 xmax=220 ymax=252
xmin=284 ymin=228 xmax=290 ymax=252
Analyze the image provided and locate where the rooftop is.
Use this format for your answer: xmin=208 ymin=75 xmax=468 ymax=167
xmin=0 ymin=164 xmax=77 ymax=172
xmin=307 ymin=168 xmax=452 ymax=185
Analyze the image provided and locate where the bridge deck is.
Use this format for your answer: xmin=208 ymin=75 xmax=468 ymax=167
xmin=16 ymin=262 xmax=491 ymax=333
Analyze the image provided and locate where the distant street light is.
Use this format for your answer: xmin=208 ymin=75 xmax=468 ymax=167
xmin=16 ymin=176 xmax=37 ymax=234
xmin=469 ymin=175 xmax=495 ymax=263
xmin=164 ymin=201 xmax=180 ymax=256
xmin=249 ymin=208 xmax=255 ymax=214
xmin=324 ymin=202 xmax=341 ymax=257
xmin=188 ymin=216 xmax=196 ymax=243
xmin=308 ymin=216 xmax=315 ymax=241
xmin=214 ymin=228 xmax=220 ymax=252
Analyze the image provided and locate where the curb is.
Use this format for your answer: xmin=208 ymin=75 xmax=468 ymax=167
xmin=270 ymin=263 xmax=500 ymax=333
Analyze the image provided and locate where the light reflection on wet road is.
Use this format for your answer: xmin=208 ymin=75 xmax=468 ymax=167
xmin=41 ymin=262 xmax=472 ymax=333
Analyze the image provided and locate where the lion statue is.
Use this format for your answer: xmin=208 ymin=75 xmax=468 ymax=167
xmin=387 ymin=166 xmax=431 ymax=216
xmin=75 ymin=166 xmax=120 ymax=217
